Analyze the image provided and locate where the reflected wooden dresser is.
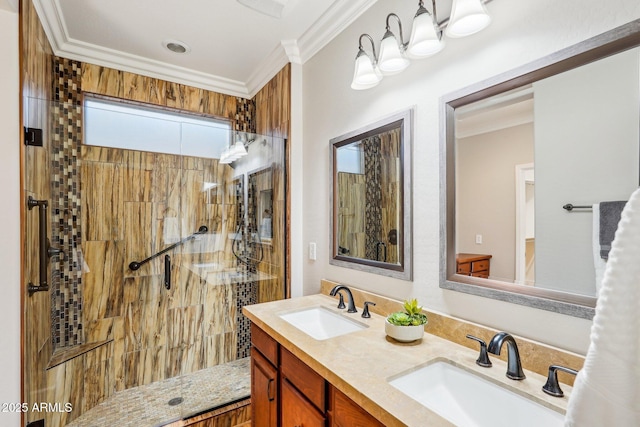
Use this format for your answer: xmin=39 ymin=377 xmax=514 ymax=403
xmin=456 ymin=253 xmax=492 ymax=278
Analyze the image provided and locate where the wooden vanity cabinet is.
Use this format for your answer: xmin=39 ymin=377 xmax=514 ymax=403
xmin=250 ymin=324 xmax=383 ymax=427
xmin=251 ymin=325 xmax=279 ymax=427
xmin=456 ymin=253 xmax=492 ymax=278
xmin=328 ymin=387 xmax=385 ymax=427
xmin=281 ymin=380 xmax=325 ymax=427
xmin=280 ymin=347 xmax=326 ymax=426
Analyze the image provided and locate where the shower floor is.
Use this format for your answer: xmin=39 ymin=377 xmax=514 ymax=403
xmin=66 ymin=357 xmax=251 ymax=427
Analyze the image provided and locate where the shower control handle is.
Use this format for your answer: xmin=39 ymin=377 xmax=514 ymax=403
xmin=47 ymin=242 xmax=64 ymax=259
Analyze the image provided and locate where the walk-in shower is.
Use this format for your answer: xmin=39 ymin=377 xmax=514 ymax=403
xmin=22 ymin=95 xmax=286 ymax=426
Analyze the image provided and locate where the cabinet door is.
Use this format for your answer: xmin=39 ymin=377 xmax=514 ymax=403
xmin=329 ymin=386 xmax=384 ymax=427
xmin=251 ymin=347 xmax=278 ymax=427
xmin=281 ymin=379 xmax=326 ymax=427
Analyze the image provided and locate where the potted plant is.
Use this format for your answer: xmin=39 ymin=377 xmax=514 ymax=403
xmin=385 ymin=299 xmax=428 ymax=342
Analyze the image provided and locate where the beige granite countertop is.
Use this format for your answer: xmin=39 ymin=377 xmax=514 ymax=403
xmin=244 ymin=294 xmax=569 ymax=427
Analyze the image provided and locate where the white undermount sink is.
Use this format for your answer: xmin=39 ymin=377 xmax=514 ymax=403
xmin=388 ymin=360 xmax=564 ymax=427
xmin=279 ymin=306 xmax=367 ymax=340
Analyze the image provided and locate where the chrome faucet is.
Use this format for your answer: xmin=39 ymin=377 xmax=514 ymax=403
xmin=329 ymin=285 xmax=357 ymax=313
xmin=487 ymin=332 xmax=526 ymax=380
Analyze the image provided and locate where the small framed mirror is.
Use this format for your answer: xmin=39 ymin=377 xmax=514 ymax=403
xmin=330 ymin=109 xmax=413 ymax=280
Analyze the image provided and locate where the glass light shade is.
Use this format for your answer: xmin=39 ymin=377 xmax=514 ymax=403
xmin=230 ymin=140 xmax=247 ymax=159
xmin=445 ymin=0 xmax=491 ymax=38
xmin=219 ymin=148 xmax=232 ymax=164
xmin=351 ymin=50 xmax=383 ymax=90
xmin=407 ymin=10 xmax=443 ymax=58
xmin=378 ymin=32 xmax=410 ymax=75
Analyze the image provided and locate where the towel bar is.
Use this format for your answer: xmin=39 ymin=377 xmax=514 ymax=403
xmin=563 ymin=203 xmax=592 ymax=211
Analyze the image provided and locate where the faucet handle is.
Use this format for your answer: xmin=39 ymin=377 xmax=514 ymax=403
xmin=542 ymin=365 xmax=579 ymax=397
xmin=362 ymin=301 xmax=376 ymax=318
xmin=336 ymin=292 xmax=346 ymax=309
xmin=466 ymin=335 xmax=492 ymax=367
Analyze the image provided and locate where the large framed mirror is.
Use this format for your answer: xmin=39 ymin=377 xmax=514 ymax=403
xmin=441 ymin=19 xmax=640 ymax=319
xmin=331 ymin=109 xmax=413 ymax=280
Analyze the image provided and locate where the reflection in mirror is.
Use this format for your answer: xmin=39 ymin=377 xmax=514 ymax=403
xmin=249 ymin=166 xmax=274 ymax=243
xmin=441 ymin=20 xmax=640 ymax=319
xmin=331 ymin=109 xmax=413 ymax=280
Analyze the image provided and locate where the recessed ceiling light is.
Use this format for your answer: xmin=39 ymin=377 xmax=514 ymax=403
xmin=163 ymin=39 xmax=191 ymax=54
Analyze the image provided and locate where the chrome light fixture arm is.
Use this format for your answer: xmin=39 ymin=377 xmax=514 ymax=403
xmin=385 ymin=13 xmax=408 ymax=51
xmin=358 ymin=34 xmax=378 ymax=62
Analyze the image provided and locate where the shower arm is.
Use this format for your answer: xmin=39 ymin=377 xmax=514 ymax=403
xmin=128 ymin=225 xmax=208 ymax=271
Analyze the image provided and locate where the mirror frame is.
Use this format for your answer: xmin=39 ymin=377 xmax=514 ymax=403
xmin=330 ymin=108 xmax=413 ymax=280
xmin=440 ymin=19 xmax=640 ymax=320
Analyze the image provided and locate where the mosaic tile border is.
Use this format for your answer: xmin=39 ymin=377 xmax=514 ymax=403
xmin=235 ymin=97 xmax=255 ymax=133
xmin=51 ymin=57 xmax=84 ymax=348
xmin=233 ymin=178 xmax=257 ymax=359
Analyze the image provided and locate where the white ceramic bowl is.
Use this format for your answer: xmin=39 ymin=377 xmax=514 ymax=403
xmin=385 ymin=319 xmax=425 ymax=342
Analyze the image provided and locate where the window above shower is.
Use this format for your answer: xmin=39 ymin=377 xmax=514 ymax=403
xmin=84 ymin=95 xmax=232 ymax=158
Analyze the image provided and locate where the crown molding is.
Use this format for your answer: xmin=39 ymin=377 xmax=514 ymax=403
xmin=32 ymin=0 xmax=250 ymax=97
xmin=32 ymin=0 xmax=378 ymax=99
xmin=296 ymin=0 xmax=378 ymax=63
xmin=246 ymin=43 xmax=291 ymax=98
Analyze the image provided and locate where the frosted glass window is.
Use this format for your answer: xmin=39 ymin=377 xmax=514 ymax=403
xmin=336 ymin=142 xmax=363 ymax=174
xmin=84 ymin=97 xmax=231 ymax=158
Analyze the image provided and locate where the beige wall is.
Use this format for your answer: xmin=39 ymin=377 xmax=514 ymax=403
xmin=456 ymin=123 xmax=534 ymax=281
xmin=0 ymin=6 xmax=20 ymax=427
xmin=300 ymin=0 xmax=640 ymax=355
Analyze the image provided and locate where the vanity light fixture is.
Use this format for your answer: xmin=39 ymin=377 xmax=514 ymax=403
xmin=220 ymin=133 xmax=248 ymax=164
xmin=351 ymin=0 xmax=493 ymax=89
xmin=407 ymin=1 xmax=444 ymax=58
xmin=378 ymin=14 xmax=411 ymax=75
xmin=445 ymin=0 xmax=491 ymax=38
xmin=351 ymin=34 xmax=383 ymax=90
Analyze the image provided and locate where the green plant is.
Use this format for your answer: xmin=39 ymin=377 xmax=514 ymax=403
xmin=386 ymin=299 xmax=427 ymax=326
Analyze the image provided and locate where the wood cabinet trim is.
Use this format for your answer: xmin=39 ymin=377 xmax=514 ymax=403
xmin=280 ymin=347 xmax=326 ymax=411
xmin=251 ymin=323 xmax=278 ymax=366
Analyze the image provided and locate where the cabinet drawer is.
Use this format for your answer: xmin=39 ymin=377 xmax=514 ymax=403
xmin=471 ymin=259 xmax=489 ymax=272
xmin=281 ymin=379 xmax=325 ymax=427
xmin=471 ymin=272 xmax=489 ymax=278
xmin=280 ymin=347 xmax=326 ymax=411
xmin=457 ymin=262 xmax=471 ymax=274
xmin=252 ymin=324 xmax=278 ymax=366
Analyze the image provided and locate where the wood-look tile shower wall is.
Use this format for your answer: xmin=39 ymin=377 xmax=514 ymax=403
xmin=253 ymin=64 xmax=290 ymax=301
xmin=21 ymin=0 xmax=290 ymax=423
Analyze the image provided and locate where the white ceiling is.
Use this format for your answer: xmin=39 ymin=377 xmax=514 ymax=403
xmin=33 ymin=0 xmax=379 ymax=98
xmin=1 ymin=0 xmax=18 ymax=11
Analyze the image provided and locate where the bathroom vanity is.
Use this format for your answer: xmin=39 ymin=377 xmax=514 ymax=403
xmin=243 ymin=288 xmax=574 ymax=426
xmin=250 ymin=322 xmax=384 ymax=427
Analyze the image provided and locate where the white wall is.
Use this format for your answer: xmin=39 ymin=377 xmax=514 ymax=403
xmin=0 ymin=6 xmax=21 ymax=427
xmin=300 ymin=0 xmax=640 ymax=354
xmin=535 ymin=48 xmax=640 ymax=296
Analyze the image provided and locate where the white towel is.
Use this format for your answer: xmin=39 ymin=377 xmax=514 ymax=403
xmin=591 ymin=203 xmax=606 ymax=297
xmin=565 ymin=188 xmax=640 ymax=427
